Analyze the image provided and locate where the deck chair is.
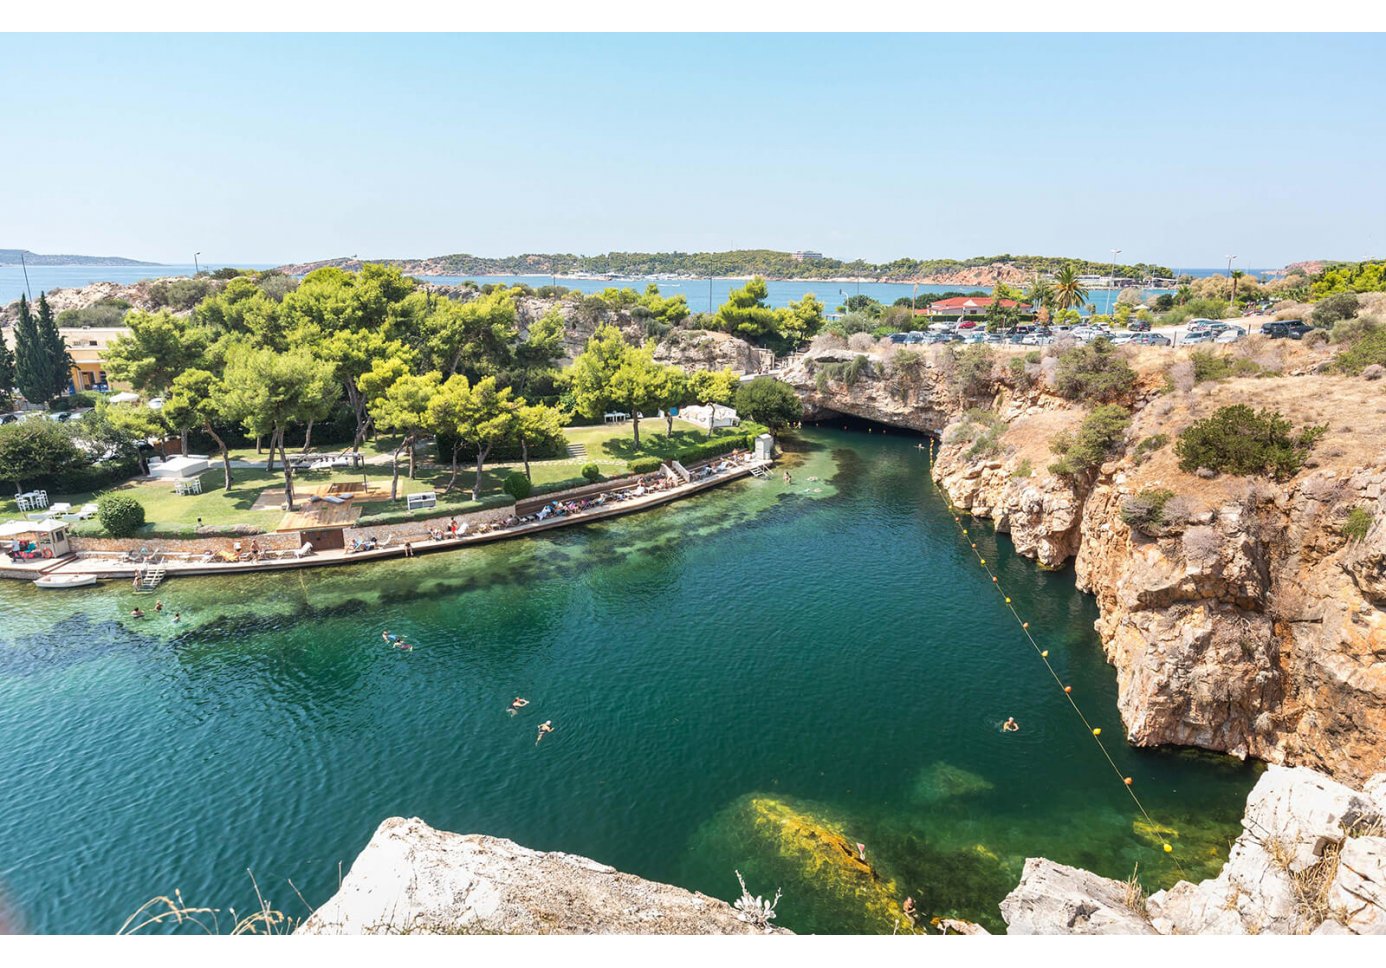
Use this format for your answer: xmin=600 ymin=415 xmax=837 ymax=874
xmin=293 ymin=542 xmax=314 ymax=558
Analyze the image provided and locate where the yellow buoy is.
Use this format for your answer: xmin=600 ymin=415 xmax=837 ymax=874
xmin=979 ymin=559 xmax=986 ymax=565
xmin=1040 ymin=650 xmax=1048 ymax=658
xmin=1092 ymin=728 xmax=1102 ymax=736
xmin=962 ymin=529 xmax=968 ymax=535
xmin=1163 ymin=844 xmax=1173 ymax=853
xmin=1004 ymin=597 xmax=1011 ymax=604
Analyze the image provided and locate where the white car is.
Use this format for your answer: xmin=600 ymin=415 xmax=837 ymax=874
xmin=1181 ymin=331 xmax=1216 ymax=345
xmin=1109 ymin=333 xmax=1137 ymax=345
xmin=1215 ymin=327 xmax=1245 ymax=343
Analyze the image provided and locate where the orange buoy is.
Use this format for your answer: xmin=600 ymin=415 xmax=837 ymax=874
xmin=1022 ymin=622 xmax=1029 ymax=630
xmin=1124 ymin=777 xmax=1133 ymax=785
xmin=992 ymin=577 xmax=998 ymax=583
xmin=1063 ymin=685 xmax=1072 ymax=694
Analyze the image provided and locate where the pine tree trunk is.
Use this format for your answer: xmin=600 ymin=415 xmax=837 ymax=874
xmin=278 ymin=428 xmax=296 ymax=511
xmin=472 ymin=444 xmax=492 ymax=501
xmin=521 ymin=436 xmax=531 ymax=481
xmin=256 ymin=434 xmax=263 ymax=456
xmin=265 ymin=429 xmax=278 ymax=472
xmin=408 ymin=432 xmax=416 ymax=479
xmin=180 ymin=428 xmax=189 ymax=456
xmin=444 ymin=441 xmax=463 ymax=493
xmin=206 ymin=424 xmax=233 ymax=491
xmin=390 ymin=436 xmax=410 ymax=501
xmin=631 ymin=412 xmax=641 ymax=448
xmin=301 ymin=419 xmax=314 ymax=453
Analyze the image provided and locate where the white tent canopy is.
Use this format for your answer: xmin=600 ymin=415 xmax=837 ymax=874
xmin=109 ymin=391 xmax=140 ymax=404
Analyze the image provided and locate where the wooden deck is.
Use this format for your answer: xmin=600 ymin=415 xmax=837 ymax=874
xmin=6 ymin=459 xmax=772 ymax=584
xmin=276 ymin=500 xmax=363 ymax=533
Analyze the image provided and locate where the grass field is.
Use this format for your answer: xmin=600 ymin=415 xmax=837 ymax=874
xmin=2 ymin=419 xmax=748 ymax=538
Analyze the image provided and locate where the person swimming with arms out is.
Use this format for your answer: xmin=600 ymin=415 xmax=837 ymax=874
xmin=536 ymin=720 xmax=554 ymax=744
xmin=509 ymin=697 xmax=530 ymax=715
xmin=381 ymin=629 xmax=398 ymax=644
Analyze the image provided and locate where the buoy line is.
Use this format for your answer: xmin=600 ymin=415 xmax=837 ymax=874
xmin=928 ymin=438 xmax=1185 ymax=873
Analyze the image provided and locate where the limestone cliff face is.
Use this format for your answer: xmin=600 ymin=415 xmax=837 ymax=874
xmin=1002 ymin=766 xmax=1386 ymax=935
xmin=298 ymin=817 xmax=788 ymax=935
xmin=786 ymin=347 xmax=1386 ymax=785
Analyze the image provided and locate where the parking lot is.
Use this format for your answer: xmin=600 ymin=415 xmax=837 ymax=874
xmin=885 ymin=313 xmax=1305 ymax=349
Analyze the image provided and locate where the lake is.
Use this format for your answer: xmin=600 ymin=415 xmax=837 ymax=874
xmin=0 ymin=426 xmax=1256 ymax=934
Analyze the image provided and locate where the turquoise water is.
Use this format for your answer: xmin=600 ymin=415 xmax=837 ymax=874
xmin=0 ymin=427 xmax=1256 ymax=934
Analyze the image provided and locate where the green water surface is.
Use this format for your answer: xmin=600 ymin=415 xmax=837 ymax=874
xmin=0 ymin=426 xmax=1256 ymax=934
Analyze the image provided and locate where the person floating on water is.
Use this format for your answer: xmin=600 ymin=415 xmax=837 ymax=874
xmin=1002 ymin=717 xmax=1020 ymax=733
xmin=172 ymin=612 xmax=181 ymax=623
xmin=856 ymin=842 xmax=867 ymax=862
xmin=154 ymin=600 xmax=164 ymax=614
xmin=783 ymin=470 xmax=793 ymax=483
xmin=394 ymin=639 xmax=414 ymax=652
xmin=902 ymin=896 xmax=917 ymax=924
xmin=130 ymin=607 xmax=145 ymax=619
xmin=509 ymin=697 xmax=530 ymax=715
xmin=536 ymin=720 xmax=554 ymax=743
xmin=381 ymin=629 xmax=398 ymax=644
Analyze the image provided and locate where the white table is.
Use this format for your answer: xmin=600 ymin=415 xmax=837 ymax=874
xmin=15 ymin=490 xmax=48 ymax=511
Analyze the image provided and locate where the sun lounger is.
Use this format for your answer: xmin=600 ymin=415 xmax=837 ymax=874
xmin=293 ymin=542 xmax=314 ymax=558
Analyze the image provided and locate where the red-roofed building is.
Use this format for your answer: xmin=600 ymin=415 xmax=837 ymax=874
xmin=915 ymin=296 xmax=1031 ymax=317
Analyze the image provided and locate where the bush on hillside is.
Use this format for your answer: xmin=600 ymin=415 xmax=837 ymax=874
xmin=1343 ymin=506 xmax=1374 ymax=543
xmin=1175 ymin=405 xmax=1325 ymax=481
xmin=734 ymin=377 xmax=803 ymax=429
xmin=950 ymin=345 xmax=996 ymax=398
xmin=97 ymin=493 xmax=146 ymax=537
xmin=1311 ymin=293 xmax=1360 ymax=328
xmin=1335 ymin=329 xmax=1386 ymax=375
xmin=1049 ymin=405 xmax=1130 ymax=477
xmin=1053 ymin=341 xmax=1136 ymax=402
xmin=1189 ymin=350 xmax=1264 ymax=383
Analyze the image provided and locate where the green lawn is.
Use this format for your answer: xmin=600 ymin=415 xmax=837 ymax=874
xmin=220 ymin=434 xmax=405 ymax=464
xmin=2 ymin=420 xmax=747 ymax=538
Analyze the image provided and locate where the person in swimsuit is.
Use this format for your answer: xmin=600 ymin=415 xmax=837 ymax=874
xmin=394 ymin=640 xmax=413 ymax=652
xmin=536 ymin=721 xmax=554 ymax=743
xmin=509 ymin=697 xmax=530 ymax=714
xmin=1002 ymin=717 xmax=1020 ymax=732
xmin=130 ymin=607 xmax=145 ymax=619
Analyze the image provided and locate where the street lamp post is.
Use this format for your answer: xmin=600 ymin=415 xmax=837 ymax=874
xmin=1110 ymin=248 xmax=1121 ymax=315
xmin=194 ymin=251 xmax=201 ymax=275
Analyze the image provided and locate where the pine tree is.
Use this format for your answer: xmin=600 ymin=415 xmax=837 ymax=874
xmin=35 ymin=293 xmax=72 ymax=401
xmin=13 ymin=294 xmax=45 ymax=404
xmin=0 ymin=325 xmax=16 ymax=409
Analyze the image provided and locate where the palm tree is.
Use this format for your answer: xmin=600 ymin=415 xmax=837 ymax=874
xmin=1051 ymin=264 xmax=1089 ymax=316
xmin=1025 ymin=278 xmax=1054 ymax=322
xmin=1230 ymin=269 xmax=1245 ymax=306
xmin=1176 ymin=283 xmax=1193 ymax=305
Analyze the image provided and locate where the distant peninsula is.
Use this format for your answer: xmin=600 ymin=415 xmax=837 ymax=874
xmin=0 ymin=248 xmax=157 ymax=267
xmin=275 ymin=249 xmax=1175 ymax=286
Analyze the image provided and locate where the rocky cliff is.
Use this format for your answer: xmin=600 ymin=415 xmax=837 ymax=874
xmin=298 ymin=817 xmax=788 ymax=935
xmin=783 ymin=342 xmax=1386 ymax=786
xmin=1002 ymin=765 xmax=1386 ymax=934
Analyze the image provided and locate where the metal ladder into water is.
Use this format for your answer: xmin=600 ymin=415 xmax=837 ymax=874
xmin=137 ymin=563 xmax=167 ymax=590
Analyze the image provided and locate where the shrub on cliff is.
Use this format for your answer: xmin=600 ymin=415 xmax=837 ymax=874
xmin=1120 ymin=488 xmax=1176 ymax=537
xmin=1175 ymin=405 xmax=1325 ymax=481
xmin=948 ymin=345 xmax=996 ymax=398
xmin=947 ymin=408 xmax=1004 ymax=461
xmin=1343 ymin=506 xmax=1374 ymax=543
xmin=1311 ymin=293 xmax=1360 ymax=328
xmin=97 ymin=493 xmax=146 ymax=537
xmin=1053 ymin=340 xmax=1136 ymax=402
xmin=1190 ymin=350 xmax=1263 ymax=383
xmin=1048 ymin=405 xmax=1130 ymax=477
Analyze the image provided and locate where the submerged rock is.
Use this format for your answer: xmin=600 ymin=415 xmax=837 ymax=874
xmin=909 ymin=761 xmax=996 ymax=805
xmin=298 ymin=817 xmax=786 ymax=935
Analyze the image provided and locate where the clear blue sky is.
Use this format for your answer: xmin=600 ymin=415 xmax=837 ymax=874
xmin=4 ymin=33 xmax=1383 ymax=268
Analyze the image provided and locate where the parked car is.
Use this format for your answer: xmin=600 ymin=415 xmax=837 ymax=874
xmin=1181 ymin=331 xmax=1216 ymax=345
xmin=888 ymin=332 xmax=910 ymax=344
xmin=1110 ymin=333 xmax=1137 ymax=345
xmin=1134 ymin=333 xmax=1173 ymax=346
xmin=957 ymin=319 xmax=979 ymax=330
xmin=1261 ymin=320 xmax=1314 ymax=340
xmin=1185 ymin=319 xmax=1219 ymax=333
xmin=1128 ymin=319 xmax=1152 ymax=332
xmin=0 ymin=413 xmax=19 ymax=425
xmin=1215 ymin=326 xmax=1246 ymax=343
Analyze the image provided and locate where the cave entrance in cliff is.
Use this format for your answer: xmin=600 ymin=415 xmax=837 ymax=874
xmin=804 ymin=413 xmax=939 ymax=441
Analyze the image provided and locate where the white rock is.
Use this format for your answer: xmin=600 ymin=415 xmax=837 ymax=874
xmin=1000 ymin=858 xmax=1156 ymax=935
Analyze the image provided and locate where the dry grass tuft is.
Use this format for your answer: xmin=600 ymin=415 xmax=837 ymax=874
xmin=119 ymin=871 xmax=302 ymax=935
xmin=1288 ymin=842 xmax=1343 ymax=934
xmin=1121 ymin=864 xmax=1149 ymax=916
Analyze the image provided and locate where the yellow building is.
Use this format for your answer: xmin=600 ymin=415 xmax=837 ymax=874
xmin=1 ymin=326 xmax=129 ymax=395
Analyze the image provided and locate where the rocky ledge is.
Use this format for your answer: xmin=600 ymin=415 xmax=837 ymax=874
xmin=297 ymin=817 xmax=787 ymax=935
xmin=1002 ymin=765 xmax=1386 ymax=935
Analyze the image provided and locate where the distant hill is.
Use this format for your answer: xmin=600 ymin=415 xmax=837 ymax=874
xmin=276 ymin=249 xmax=1175 ymax=284
xmin=0 ymin=248 xmax=157 ymax=267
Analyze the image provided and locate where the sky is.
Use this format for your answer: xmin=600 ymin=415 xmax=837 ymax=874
xmin=3 ymin=32 xmax=1384 ymax=269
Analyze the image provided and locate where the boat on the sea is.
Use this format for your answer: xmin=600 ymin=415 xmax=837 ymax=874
xmin=33 ymin=573 xmax=98 ymax=590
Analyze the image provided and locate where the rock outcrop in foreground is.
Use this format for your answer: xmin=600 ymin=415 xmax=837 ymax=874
xmin=298 ymin=817 xmax=786 ymax=935
xmin=1002 ymin=766 xmax=1386 ymax=935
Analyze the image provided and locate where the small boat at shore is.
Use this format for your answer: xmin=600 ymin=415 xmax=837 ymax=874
xmin=33 ymin=574 xmax=98 ymax=590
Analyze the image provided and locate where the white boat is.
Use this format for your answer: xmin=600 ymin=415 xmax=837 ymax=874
xmin=33 ymin=573 xmax=98 ymax=589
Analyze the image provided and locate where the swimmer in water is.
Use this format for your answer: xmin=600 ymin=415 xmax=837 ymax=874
xmin=509 ymin=697 xmax=530 ymax=714
xmin=394 ymin=641 xmax=414 ymax=651
xmin=381 ymin=629 xmax=398 ymax=643
xmin=1002 ymin=717 xmax=1020 ymax=733
xmin=130 ymin=607 xmax=145 ymax=619
xmin=536 ymin=720 xmax=554 ymax=743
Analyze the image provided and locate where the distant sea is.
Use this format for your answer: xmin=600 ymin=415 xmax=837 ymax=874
xmin=0 ymin=264 xmax=1264 ymax=315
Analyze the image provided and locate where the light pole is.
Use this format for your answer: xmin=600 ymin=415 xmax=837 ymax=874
xmin=1109 ymin=248 xmax=1121 ymax=315
xmin=194 ymin=251 xmax=201 ymax=275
